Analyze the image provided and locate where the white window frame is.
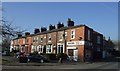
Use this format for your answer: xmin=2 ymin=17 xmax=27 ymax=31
xmin=65 ymin=32 xmax=67 ymax=36
xmin=37 ymin=45 xmax=43 ymax=53
xmin=46 ymin=44 xmax=52 ymax=53
xmin=59 ymin=32 xmax=63 ymax=41
xmin=36 ymin=37 xmax=38 ymax=43
xmin=57 ymin=43 xmax=64 ymax=54
xmin=48 ymin=34 xmax=51 ymax=42
xmin=88 ymin=30 xmax=90 ymax=40
xmin=40 ymin=35 xmax=43 ymax=42
xmin=71 ymin=29 xmax=75 ymax=39
xmin=31 ymin=45 xmax=35 ymax=53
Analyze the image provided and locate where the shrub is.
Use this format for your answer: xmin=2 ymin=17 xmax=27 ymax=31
xmin=42 ymin=53 xmax=57 ymax=60
xmin=57 ymin=53 xmax=68 ymax=60
xmin=30 ymin=51 xmax=38 ymax=55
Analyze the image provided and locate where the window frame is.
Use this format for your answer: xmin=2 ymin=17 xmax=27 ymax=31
xmin=71 ymin=29 xmax=75 ymax=39
xmin=48 ymin=34 xmax=51 ymax=42
xmin=97 ymin=35 xmax=101 ymax=44
xmin=46 ymin=44 xmax=52 ymax=53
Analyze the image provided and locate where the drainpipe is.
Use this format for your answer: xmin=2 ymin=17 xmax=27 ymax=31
xmin=56 ymin=31 xmax=58 ymax=54
xmin=63 ymin=29 xmax=66 ymax=53
xmin=83 ymin=26 xmax=86 ymax=62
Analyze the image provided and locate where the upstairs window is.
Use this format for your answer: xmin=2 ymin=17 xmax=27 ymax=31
xmin=65 ymin=32 xmax=67 ymax=36
xmin=97 ymin=36 xmax=101 ymax=44
xmin=40 ymin=35 xmax=43 ymax=42
xmin=71 ymin=30 xmax=75 ymax=39
xmin=88 ymin=30 xmax=90 ymax=40
xmin=33 ymin=37 xmax=35 ymax=43
xmin=43 ymin=36 xmax=46 ymax=43
xmin=59 ymin=32 xmax=63 ymax=41
xmin=36 ymin=37 xmax=38 ymax=43
xmin=48 ymin=34 xmax=51 ymax=42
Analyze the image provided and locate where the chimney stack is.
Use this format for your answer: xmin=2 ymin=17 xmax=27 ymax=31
xmin=57 ymin=22 xmax=64 ymax=29
xmin=67 ymin=18 xmax=74 ymax=27
xmin=18 ymin=34 xmax=22 ymax=37
xmin=25 ymin=32 xmax=30 ymax=36
xmin=34 ymin=28 xmax=40 ymax=34
xmin=49 ymin=24 xmax=56 ymax=30
xmin=41 ymin=27 xmax=47 ymax=32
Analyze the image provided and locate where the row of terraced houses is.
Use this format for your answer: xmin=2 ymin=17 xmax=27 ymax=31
xmin=10 ymin=18 xmax=111 ymax=62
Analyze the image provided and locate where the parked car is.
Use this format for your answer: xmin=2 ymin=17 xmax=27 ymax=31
xmin=27 ymin=54 xmax=50 ymax=63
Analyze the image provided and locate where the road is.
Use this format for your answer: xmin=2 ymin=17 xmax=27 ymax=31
xmin=1 ymin=56 xmax=120 ymax=71
xmin=2 ymin=62 xmax=119 ymax=69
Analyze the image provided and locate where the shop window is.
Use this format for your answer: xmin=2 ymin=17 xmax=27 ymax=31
xmin=68 ymin=49 xmax=73 ymax=56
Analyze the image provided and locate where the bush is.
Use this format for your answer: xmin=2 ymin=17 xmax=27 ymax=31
xmin=30 ymin=51 xmax=38 ymax=55
xmin=57 ymin=53 xmax=68 ymax=60
xmin=42 ymin=53 xmax=57 ymax=60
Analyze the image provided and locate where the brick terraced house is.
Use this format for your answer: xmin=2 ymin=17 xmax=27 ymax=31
xmin=10 ymin=18 xmax=106 ymax=62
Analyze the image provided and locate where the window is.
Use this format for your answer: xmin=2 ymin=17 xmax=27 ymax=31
xmin=65 ymin=32 xmax=67 ymax=36
xmin=59 ymin=32 xmax=63 ymax=41
xmin=68 ymin=49 xmax=73 ymax=56
xmin=88 ymin=30 xmax=90 ymax=40
xmin=43 ymin=36 xmax=46 ymax=43
xmin=97 ymin=36 xmax=101 ymax=44
xmin=57 ymin=44 xmax=64 ymax=54
xmin=40 ymin=35 xmax=43 ymax=42
xmin=31 ymin=45 xmax=35 ymax=53
xmin=36 ymin=37 xmax=38 ymax=43
xmin=48 ymin=34 xmax=51 ymax=42
xmin=71 ymin=30 xmax=75 ymax=39
xmin=21 ymin=46 xmax=24 ymax=52
xmin=37 ymin=45 xmax=43 ymax=53
xmin=46 ymin=44 xmax=52 ymax=53
xmin=33 ymin=37 xmax=35 ymax=43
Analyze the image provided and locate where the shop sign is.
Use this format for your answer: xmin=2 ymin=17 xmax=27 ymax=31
xmin=67 ymin=41 xmax=85 ymax=45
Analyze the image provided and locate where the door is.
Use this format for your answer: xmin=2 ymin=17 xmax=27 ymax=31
xmin=73 ymin=49 xmax=78 ymax=61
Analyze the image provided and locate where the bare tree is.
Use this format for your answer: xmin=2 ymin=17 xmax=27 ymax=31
xmin=0 ymin=17 xmax=26 ymax=51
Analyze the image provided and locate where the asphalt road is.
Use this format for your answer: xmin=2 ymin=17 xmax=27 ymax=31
xmin=1 ymin=56 xmax=120 ymax=71
xmin=2 ymin=62 xmax=119 ymax=69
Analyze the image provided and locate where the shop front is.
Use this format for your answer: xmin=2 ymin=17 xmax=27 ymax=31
xmin=67 ymin=41 xmax=85 ymax=61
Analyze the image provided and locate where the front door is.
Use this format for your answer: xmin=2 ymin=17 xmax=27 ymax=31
xmin=73 ymin=49 xmax=78 ymax=61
